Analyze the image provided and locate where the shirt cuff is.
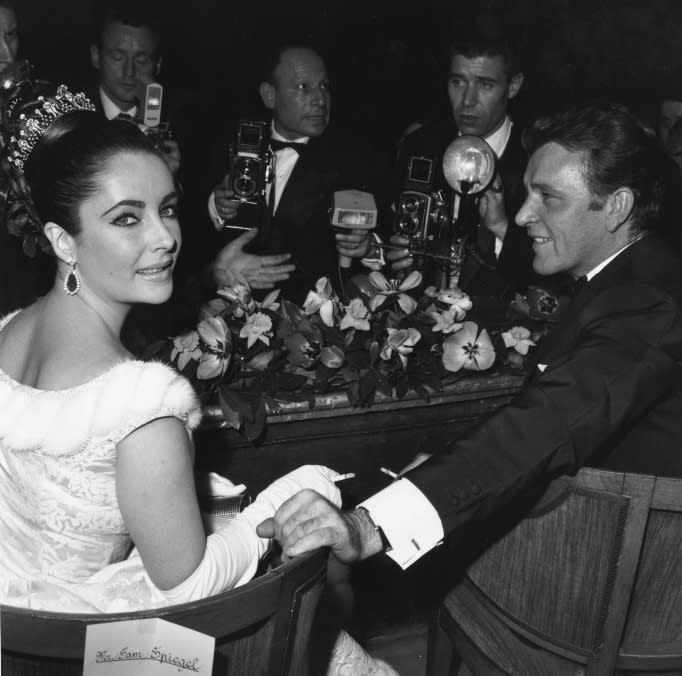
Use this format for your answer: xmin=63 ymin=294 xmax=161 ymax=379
xmin=358 ymin=478 xmax=444 ymax=569
xmin=208 ymin=191 xmax=225 ymax=230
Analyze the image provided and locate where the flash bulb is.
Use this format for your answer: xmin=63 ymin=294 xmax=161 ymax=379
xmin=442 ymin=135 xmax=496 ymax=195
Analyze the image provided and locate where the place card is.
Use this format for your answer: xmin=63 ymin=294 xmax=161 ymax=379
xmin=83 ymin=617 xmax=214 ymax=675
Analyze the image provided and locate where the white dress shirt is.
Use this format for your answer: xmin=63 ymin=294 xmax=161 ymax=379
xmin=99 ymin=86 xmax=137 ymax=120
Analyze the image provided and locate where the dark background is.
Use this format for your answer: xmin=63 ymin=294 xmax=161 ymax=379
xmin=15 ymin=0 xmax=682 ymax=152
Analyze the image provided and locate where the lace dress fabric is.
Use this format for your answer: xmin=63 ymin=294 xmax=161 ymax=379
xmin=0 ymin=311 xmax=202 ymax=612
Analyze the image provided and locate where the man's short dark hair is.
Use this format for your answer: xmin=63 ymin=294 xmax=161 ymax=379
xmin=523 ymin=104 xmax=667 ymax=234
xmin=91 ymin=0 xmax=162 ymax=49
xmin=447 ymin=12 xmax=522 ymax=77
xmin=260 ymin=43 xmax=325 ymax=85
xmin=0 ymin=1 xmax=16 ymax=11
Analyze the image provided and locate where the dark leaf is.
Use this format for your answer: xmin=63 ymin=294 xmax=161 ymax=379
xmin=218 ymin=390 xmax=243 ymax=430
xmin=244 ymin=396 xmax=267 ymax=442
xmin=219 ymin=386 xmax=255 ymax=423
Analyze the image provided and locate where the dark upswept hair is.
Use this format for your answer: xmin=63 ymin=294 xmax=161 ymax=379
xmin=523 ymin=103 xmax=668 ymax=234
xmin=1 ymin=89 xmax=160 ymax=256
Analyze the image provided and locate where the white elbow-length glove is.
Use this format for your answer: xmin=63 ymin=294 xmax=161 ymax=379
xmin=157 ymin=465 xmax=341 ymax=604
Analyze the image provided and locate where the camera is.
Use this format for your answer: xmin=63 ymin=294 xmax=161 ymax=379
xmin=394 ymin=155 xmax=448 ymax=245
xmin=137 ymin=82 xmax=172 ymax=152
xmin=227 ymin=120 xmax=272 ymax=207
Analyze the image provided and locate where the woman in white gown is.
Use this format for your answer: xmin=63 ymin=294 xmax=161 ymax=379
xmin=0 ymin=84 xmax=397 ymax=674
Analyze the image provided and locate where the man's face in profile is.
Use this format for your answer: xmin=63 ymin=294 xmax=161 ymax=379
xmin=90 ymin=20 xmax=160 ymax=111
xmin=0 ymin=6 xmax=19 ymax=73
xmin=448 ymin=53 xmax=523 ymax=137
xmin=659 ymin=100 xmax=682 ymax=145
xmin=516 ymin=142 xmax=614 ymax=280
xmin=260 ymin=48 xmax=331 ymax=140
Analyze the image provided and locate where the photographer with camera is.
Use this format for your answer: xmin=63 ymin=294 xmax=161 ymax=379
xmin=388 ymin=21 xmax=543 ymax=300
xmin=207 ymin=44 xmax=385 ymax=304
xmin=87 ymin=1 xmax=182 ymax=176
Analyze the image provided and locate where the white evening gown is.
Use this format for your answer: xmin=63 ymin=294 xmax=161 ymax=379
xmin=0 ymin=310 xmax=398 ymax=672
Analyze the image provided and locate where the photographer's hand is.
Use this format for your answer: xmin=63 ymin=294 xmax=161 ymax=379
xmin=335 ymin=228 xmax=371 ymax=260
xmin=386 ymin=234 xmax=414 ymax=272
xmin=161 ymin=138 xmax=181 ymax=175
xmin=479 ymin=178 xmax=508 ymax=242
xmin=214 ymin=177 xmax=241 ymax=222
xmin=211 ymin=229 xmax=295 ymax=290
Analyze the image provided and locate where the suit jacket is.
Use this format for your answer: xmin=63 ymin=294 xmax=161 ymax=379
xmin=407 ymin=235 xmax=682 ymax=537
xmin=396 ymin=120 xmax=546 ymax=299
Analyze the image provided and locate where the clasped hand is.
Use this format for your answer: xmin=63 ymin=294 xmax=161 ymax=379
xmin=256 ymin=491 xmax=384 ymax=563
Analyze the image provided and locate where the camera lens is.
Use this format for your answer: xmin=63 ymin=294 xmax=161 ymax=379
xmin=235 ymin=175 xmax=256 ymax=197
xmin=397 ymin=213 xmax=420 ymax=236
xmin=402 ymin=195 xmax=420 ymax=214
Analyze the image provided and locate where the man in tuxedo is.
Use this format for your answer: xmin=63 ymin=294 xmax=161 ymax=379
xmin=207 ymin=44 xmax=384 ymax=304
xmin=261 ymin=104 xmax=682 ymax=569
xmin=88 ymin=1 xmax=181 ymax=175
xmin=388 ymin=31 xmax=546 ymax=299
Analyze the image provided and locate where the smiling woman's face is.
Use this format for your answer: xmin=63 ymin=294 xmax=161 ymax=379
xmin=73 ymin=150 xmax=181 ymax=308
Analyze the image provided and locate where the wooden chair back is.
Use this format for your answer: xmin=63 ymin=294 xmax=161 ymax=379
xmin=2 ymin=547 xmax=328 ymax=676
xmin=427 ymin=467 xmax=682 ymax=676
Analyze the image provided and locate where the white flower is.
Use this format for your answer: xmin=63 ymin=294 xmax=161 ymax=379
xmin=197 ymin=316 xmax=231 ymax=379
xmin=368 ymin=270 xmax=422 ymax=314
xmin=257 ymin=289 xmax=281 ymax=312
xmin=303 ymin=277 xmax=337 ymax=327
xmin=430 ymin=308 xmax=464 ymax=335
xmin=502 ymin=325 xmax=536 ymax=355
xmin=217 ymin=281 xmax=256 ymax=318
xmin=170 ymin=330 xmax=202 ymax=370
xmin=340 ymin=298 xmax=370 ymax=331
xmin=239 ymin=311 xmax=273 ymax=348
xmin=435 ymin=287 xmax=472 ymax=320
xmin=380 ymin=327 xmax=421 ymax=368
xmin=442 ymin=321 xmax=495 ymax=372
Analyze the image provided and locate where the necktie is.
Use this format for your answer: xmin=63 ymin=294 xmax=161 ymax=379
xmin=270 ymin=139 xmax=307 ymax=154
xmin=115 ymin=112 xmax=135 ymax=123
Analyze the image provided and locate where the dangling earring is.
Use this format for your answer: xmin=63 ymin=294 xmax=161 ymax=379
xmin=64 ymin=260 xmax=81 ymax=295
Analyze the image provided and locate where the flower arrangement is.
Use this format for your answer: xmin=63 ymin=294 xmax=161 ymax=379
xmin=165 ymin=271 xmax=545 ymax=440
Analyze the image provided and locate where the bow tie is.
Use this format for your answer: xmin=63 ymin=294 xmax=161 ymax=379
xmin=270 ymin=139 xmax=307 ymax=154
xmin=569 ymin=275 xmax=588 ymax=297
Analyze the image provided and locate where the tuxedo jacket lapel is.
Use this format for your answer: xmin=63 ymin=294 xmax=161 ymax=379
xmin=528 ymin=240 xmax=644 ymax=377
xmin=276 ymin=138 xmax=339 ymax=227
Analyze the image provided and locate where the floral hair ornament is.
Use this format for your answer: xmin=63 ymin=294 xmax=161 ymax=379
xmin=7 ymin=85 xmax=95 ymax=170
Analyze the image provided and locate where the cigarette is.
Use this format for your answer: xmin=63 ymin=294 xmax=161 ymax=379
xmin=333 ymin=473 xmax=356 ymax=483
xmin=380 ymin=467 xmax=398 ymax=479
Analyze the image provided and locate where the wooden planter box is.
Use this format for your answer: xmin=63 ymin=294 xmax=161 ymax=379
xmin=195 ymin=369 xmax=524 ymax=502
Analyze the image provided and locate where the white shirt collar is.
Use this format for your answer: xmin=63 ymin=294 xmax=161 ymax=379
xmin=99 ymin=86 xmax=136 ymax=120
xmin=585 ymin=234 xmax=647 ymax=281
xmin=483 ymin=116 xmax=513 ymax=158
xmin=270 ymin=122 xmax=309 ymax=145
